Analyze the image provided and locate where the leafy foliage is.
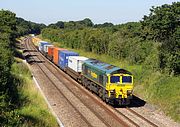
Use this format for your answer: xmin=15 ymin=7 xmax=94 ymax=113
xmin=141 ymin=2 xmax=180 ymax=74
xmin=94 ymin=22 xmax=114 ymax=28
xmin=16 ymin=17 xmax=46 ymax=36
xmin=42 ymin=2 xmax=180 ymax=75
xmin=0 ymin=10 xmax=17 ymax=126
xmin=48 ymin=18 xmax=93 ymax=30
xmin=0 ymin=10 xmax=15 ymax=94
xmin=42 ymin=21 xmax=156 ymax=65
xmin=0 ymin=9 xmax=49 ymax=126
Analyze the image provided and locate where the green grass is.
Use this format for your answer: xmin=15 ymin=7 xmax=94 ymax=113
xmin=40 ymin=37 xmax=180 ymax=122
xmin=147 ymin=75 xmax=180 ymax=121
xmin=10 ymin=58 xmax=58 ymax=127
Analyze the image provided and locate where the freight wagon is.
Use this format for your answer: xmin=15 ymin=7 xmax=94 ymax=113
xmin=81 ymin=59 xmax=133 ymax=105
xmin=32 ymin=37 xmax=41 ymax=47
xmin=44 ymin=44 xmax=53 ymax=56
xmin=53 ymin=47 xmax=67 ymax=65
xmin=38 ymin=41 xmax=50 ymax=52
xmin=47 ymin=46 xmax=54 ymax=61
xmin=41 ymin=43 xmax=52 ymax=55
xmin=66 ymin=56 xmax=88 ymax=82
xmin=58 ymin=50 xmax=79 ymax=71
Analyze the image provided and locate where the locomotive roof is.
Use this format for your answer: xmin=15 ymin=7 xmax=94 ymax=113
xmin=84 ymin=58 xmax=122 ymax=74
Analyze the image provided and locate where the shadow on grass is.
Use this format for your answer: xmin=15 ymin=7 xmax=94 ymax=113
xmin=20 ymin=114 xmax=46 ymax=126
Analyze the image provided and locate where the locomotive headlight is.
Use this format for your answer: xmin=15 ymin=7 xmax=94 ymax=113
xmin=110 ymin=90 xmax=115 ymax=93
xmin=127 ymin=90 xmax=132 ymax=94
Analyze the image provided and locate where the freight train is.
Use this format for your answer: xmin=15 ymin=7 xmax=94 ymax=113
xmin=33 ymin=37 xmax=134 ymax=105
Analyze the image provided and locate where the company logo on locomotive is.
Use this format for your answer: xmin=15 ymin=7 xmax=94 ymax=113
xmin=91 ymin=71 xmax=98 ymax=79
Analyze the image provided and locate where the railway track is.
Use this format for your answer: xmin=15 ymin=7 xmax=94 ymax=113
xmin=127 ymin=107 xmax=158 ymax=127
xmin=115 ymin=107 xmax=158 ymax=127
xmin=24 ymin=37 xmax=160 ymax=127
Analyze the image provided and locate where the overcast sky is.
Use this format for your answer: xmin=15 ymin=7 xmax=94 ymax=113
xmin=0 ymin=0 xmax=178 ymax=25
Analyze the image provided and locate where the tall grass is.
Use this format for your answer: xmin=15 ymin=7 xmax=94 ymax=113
xmin=10 ymin=58 xmax=58 ymax=127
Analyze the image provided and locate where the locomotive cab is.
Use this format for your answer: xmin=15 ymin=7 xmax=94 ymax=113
xmin=106 ymin=72 xmax=133 ymax=105
xmin=82 ymin=58 xmax=134 ymax=106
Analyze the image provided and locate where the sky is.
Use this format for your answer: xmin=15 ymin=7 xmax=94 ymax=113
xmin=0 ymin=0 xmax=178 ymax=25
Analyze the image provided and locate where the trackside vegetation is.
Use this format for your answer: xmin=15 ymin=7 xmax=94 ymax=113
xmin=0 ymin=10 xmax=58 ymax=126
xmin=41 ymin=2 xmax=180 ymax=122
xmin=11 ymin=58 xmax=58 ymax=127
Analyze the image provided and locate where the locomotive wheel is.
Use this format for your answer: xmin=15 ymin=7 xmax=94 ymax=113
xmin=105 ymin=92 xmax=109 ymax=103
xmin=89 ymin=81 xmax=93 ymax=91
xmin=82 ymin=77 xmax=85 ymax=86
xmin=102 ymin=90 xmax=108 ymax=102
xmin=77 ymin=77 xmax=81 ymax=83
xmin=86 ymin=80 xmax=90 ymax=90
xmin=84 ymin=78 xmax=88 ymax=88
xmin=98 ymin=88 xmax=103 ymax=98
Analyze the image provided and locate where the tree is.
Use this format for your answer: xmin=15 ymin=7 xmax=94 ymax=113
xmin=94 ymin=22 xmax=114 ymax=28
xmin=141 ymin=2 xmax=180 ymax=74
xmin=141 ymin=2 xmax=180 ymax=41
xmin=16 ymin=17 xmax=46 ymax=36
xmin=56 ymin=21 xmax=64 ymax=28
xmin=79 ymin=18 xmax=93 ymax=27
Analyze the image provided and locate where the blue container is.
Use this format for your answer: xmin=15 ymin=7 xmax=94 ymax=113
xmin=58 ymin=50 xmax=79 ymax=70
xmin=39 ymin=41 xmax=50 ymax=51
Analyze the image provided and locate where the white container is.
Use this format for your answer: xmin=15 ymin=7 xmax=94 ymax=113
xmin=38 ymin=41 xmax=47 ymax=51
xmin=44 ymin=45 xmax=53 ymax=53
xmin=68 ymin=56 xmax=89 ymax=72
xmin=38 ymin=41 xmax=43 ymax=51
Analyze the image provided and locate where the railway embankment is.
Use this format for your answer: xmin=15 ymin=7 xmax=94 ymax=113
xmin=1 ymin=38 xmax=58 ymax=127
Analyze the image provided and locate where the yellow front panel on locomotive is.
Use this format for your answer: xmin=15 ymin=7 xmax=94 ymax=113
xmin=106 ymin=74 xmax=133 ymax=99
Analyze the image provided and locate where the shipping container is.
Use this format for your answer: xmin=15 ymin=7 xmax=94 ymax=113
xmin=38 ymin=41 xmax=50 ymax=51
xmin=44 ymin=44 xmax=53 ymax=53
xmin=68 ymin=56 xmax=88 ymax=72
xmin=53 ymin=47 xmax=67 ymax=65
xmin=59 ymin=50 xmax=79 ymax=70
xmin=42 ymin=43 xmax=52 ymax=53
xmin=32 ymin=37 xmax=41 ymax=43
xmin=32 ymin=37 xmax=41 ymax=49
xmin=46 ymin=46 xmax=54 ymax=61
xmin=48 ymin=46 xmax=54 ymax=57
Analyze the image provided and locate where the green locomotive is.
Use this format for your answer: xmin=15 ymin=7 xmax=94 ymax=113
xmin=82 ymin=59 xmax=133 ymax=105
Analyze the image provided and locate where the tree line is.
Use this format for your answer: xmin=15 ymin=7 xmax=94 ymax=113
xmin=16 ymin=17 xmax=46 ymax=36
xmin=0 ymin=9 xmax=46 ymax=126
xmin=42 ymin=2 xmax=180 ymax=75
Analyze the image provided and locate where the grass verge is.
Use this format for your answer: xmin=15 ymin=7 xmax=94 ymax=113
xmin=8 ymin=53 xmax=58 ymax=126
